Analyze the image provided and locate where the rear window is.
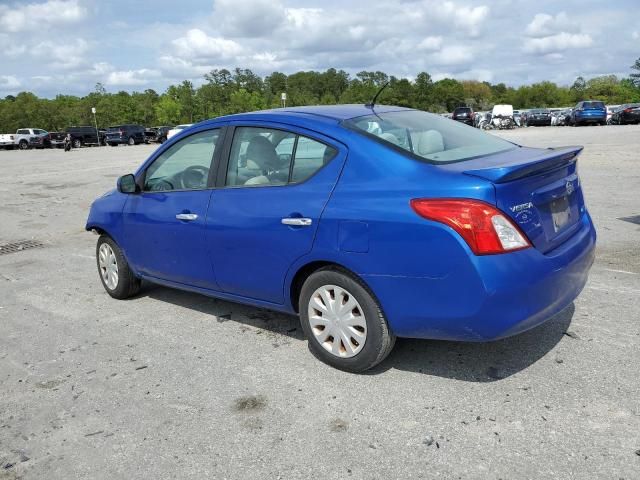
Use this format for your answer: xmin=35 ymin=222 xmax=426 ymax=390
xmin=583 ymin=101 xmax=605 ymax=109
xmin=454 ymin=107 xmax=471 ymax=114
xmin=107 ymin=126 xmax=123 ymax=132
xmin=343 ymin=110 xmax=516 ymax=164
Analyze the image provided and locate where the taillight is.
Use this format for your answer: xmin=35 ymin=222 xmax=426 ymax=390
xmin=410 ymin=198 xmax=531 ymax=255
xmin=624 ymin=108 xmax=632 ymax=113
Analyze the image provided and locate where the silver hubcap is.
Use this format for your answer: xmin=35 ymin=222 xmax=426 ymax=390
xmin=98 ymin=243 xmax=119 ymax=290
xmin=307 ymin=285 xmax=367 ymax=358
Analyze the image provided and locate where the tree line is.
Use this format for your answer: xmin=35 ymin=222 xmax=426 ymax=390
xmin=1 ymin=58 xmax=639 ymax=133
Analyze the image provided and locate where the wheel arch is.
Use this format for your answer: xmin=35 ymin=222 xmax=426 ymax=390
xmin=288 ymin=260 xmax=376 ymax=314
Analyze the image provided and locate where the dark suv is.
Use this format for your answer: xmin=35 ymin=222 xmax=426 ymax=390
xmin=452 ymin=107 xmax=474 ymax=126
xmin=66 ymin=126 xmax=104 ymax=148
xmin=106 ymin=125 xmax=146 ymax=146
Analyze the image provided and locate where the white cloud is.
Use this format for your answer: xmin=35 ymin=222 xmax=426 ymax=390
xmin=172 ymin=29 xmax=243 ymax=60
xmin=525 ymin=12 xmax=577 ymax=38
xmin=524 ymin=32 xmax=593 ymax=54
xmin=418 ymin=36 xmax=443 ymax=51
xmin=633 ymin=31 xmax=639 ymax=40
xmin=0 ymin=0 xmax=86 ymax=33
xmin=32 ymin=39 xmax=89 ymax=69
xmin=437 ymin=2 xmax=489 ymax=37
xmin=0 ymin=75 xmax=21 ymax=90
xmin=106 ymin=69 xmax=161 ymax=87
xmin=430 ymin=45 xmax=474 ymax=66
xmin=213 ymin=0 xmax=286 ymax=37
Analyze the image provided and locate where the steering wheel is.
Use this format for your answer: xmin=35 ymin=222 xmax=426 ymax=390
xmin=181 ymin=165 xmax=210 ymax=189
xmin=148 ymin=179 xmax=174 ymax=191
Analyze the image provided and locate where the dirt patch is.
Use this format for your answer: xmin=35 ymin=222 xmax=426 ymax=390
xmin=234 ymin=395 xmax=267 ymax=412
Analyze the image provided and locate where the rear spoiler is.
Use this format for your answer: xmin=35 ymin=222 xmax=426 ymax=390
xmin=463 ymin=146 xmax=583 ymax=183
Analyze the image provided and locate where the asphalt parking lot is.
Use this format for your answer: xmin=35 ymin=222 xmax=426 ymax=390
xmin=1 ymin=125 xmax=639 ymax=479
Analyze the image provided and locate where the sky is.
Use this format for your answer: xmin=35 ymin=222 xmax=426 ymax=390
xmin=0 ymin=0 xmax=638 ymax=98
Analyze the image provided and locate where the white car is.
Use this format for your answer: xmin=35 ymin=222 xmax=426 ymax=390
xmin=166 ymin=124 xmax=193 ymax=140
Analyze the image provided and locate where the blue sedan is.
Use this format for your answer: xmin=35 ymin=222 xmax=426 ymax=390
xmin=86 ymin=105 xmax=596 ymax=372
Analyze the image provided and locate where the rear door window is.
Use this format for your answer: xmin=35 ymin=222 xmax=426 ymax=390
xmin=583 ymin=101 xmax=605 ymax=109
xmin=225 ymin=127 xmax=336 ymax=187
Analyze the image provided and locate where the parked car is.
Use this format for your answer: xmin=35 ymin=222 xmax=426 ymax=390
xmin=525 ymin=109 xmax=551 ymax=126
xmin=451 ymin=107 xmax=475 ymax=126
xmin=86 ymin=105 xmax=596 ymax=372
xmin=0 ymin=128 xmax=49 ymax=150
xmin=570 ymin=100 xmax=606 ymax=126
xmin=610 ymin=103 xmax=640 ymax=125
xmin=144 ymin=128 xmax=158 ymax=144
xmin=49 ymin=131 xmax=66 ymax=148
xmin=66 ymin=126 xmax=104 ymax=148
xmin=28 ymin=134 xmax=51 ymax=149
xmin=105 ymin=125 xmax=146 ymax=146
xmin=0 ymin=133 xmax=16 ymax=149
xmin=167 ymin=124 xmax=193 ymax=140
xmin=154 ymin=126 xmax=173 ymax=143
xmin=488 ymin=104 xmax=516 ymax=129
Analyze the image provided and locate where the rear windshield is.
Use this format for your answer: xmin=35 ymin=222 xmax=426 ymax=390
xmin=454 ymin=107 xmax=471 ymax=114
xmin=343 ymin=110 xmax=516 ymax=164
xmin=583 ymin=101 xmax=605 ymax=109
xmin=107 ymin=126 xmax=123 ymax=132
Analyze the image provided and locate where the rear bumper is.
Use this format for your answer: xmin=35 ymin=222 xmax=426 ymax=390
xmin=362 ymin=212 xmax=596 ymax=341
xmin=454 ymin=118 xmax=473 ymax=125
xmin=106 ymin=137 xmax=128 ymax=144
xmin=575 ymin=112 xmax=606 ymax=122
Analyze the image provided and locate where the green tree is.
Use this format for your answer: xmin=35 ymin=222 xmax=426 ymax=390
xmin=630 ymin=57 xmax=640 ymax=87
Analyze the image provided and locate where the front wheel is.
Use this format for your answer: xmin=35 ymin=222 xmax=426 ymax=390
xmin=73 ymin=139 xmax=82 ymax=148
xmin=128 ymin=136 xmax=135 ymax=146
xmin=299 ymin=268 xmax=395 ymax=372
xmin=18 ymin=140 xmax=28 ymax=150
xmin=96 ymin=235 xmax=141 ymax=299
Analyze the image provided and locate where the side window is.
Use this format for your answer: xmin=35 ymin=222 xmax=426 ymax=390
xmin=144 ymin=129 xmax=220 ymax=192
xmin=17 ymin=129 xmax=28 ymax=135
xmin=226 ymin=127 xmax=295 ymax=186
xmin=291 ymin=136 xmax=337 ymax=183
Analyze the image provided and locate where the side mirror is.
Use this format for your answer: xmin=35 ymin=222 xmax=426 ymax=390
xmin=117 ymin=174 xmax=138 ymax=194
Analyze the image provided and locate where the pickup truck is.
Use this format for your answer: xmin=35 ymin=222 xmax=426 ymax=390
xmin=0 ymin=128 xmax=50 ymax=150
xmin=0 ymin=133 xmax=16 ymax=149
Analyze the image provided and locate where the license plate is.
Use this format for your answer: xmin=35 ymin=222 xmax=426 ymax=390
xmin=550 ymin=196 xmax=570 ymax=232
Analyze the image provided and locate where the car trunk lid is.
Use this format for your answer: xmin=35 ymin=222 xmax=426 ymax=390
xmin=444 ymin=146 xmax=585 ymax=253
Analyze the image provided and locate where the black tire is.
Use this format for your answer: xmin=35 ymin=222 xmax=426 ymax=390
xmin=18 ymin=140 xmax=28 ymax=150
xmin=73 ymin=139 xmax=82 ymax=148
xmin=299 ymin=267 xmax=395 ymax=372
xmin=128 ymin=136 xmax=135 ymax=146
xmin=109 ymin=143 xmax=117 ymax=147
xmin=96 ymin=235 xmax=141 ymax=299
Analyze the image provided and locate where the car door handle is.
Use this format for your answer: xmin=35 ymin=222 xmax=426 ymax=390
xmin=176 ymin=213 xmax=198 ymax=221
xmin=281 ymin=217 xmax=312 ymax=226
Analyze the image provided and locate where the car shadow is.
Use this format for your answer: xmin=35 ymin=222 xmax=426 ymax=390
xmin=371 ymin=303 xmax=575 ymax=381
xmin=138 ymin=282 xmax=305 ymax=340
xmin=138 ymin=282 xmax=574 ymax=382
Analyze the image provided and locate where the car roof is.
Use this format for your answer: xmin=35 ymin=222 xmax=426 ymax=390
xmin=211 ymin=104 xmax=414 ymax=124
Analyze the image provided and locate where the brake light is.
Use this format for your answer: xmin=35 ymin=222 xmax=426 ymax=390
xmin=410 ymin=198 xmax=531 ymax=255
xmin=624 ymin=108 xmax=632 ymax=113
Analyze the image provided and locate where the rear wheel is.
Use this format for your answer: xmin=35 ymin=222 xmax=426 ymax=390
xmin=96 ymin=235 xmax=141 ymax=299
xmin=73 ymin=139 xmax=82 ymax=148
xmin=299 ymin=268 xmax=395 ymax=372
xmin=128 ymin=136 xmax=135 ymax=146
xmin=18 ymin=140 xmax=28 ymax=150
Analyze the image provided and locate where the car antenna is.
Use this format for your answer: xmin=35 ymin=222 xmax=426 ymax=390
xmin=365 ymin=82 xmax=390 ymax=109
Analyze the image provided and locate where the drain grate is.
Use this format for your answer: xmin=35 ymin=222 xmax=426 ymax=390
xmin=619 ymin=215 xmax=640 ymax=226
xmin=0 ymin=239 xmax=46 ymax=256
